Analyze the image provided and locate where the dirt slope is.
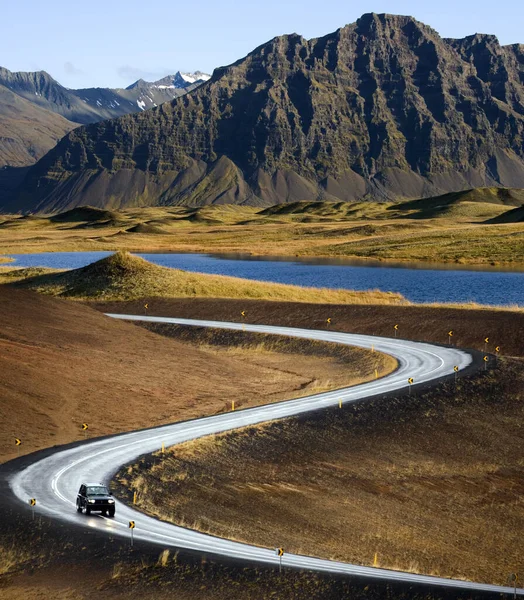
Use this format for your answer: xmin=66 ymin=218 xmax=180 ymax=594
xmin=0 ymin=287 xmax=391 ymax=463
xmin=94 ymin=297 xmax=524 ymax=357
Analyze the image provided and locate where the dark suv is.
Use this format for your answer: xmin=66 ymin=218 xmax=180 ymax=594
xmin=76 ymin=482 xmax=115 ymax=517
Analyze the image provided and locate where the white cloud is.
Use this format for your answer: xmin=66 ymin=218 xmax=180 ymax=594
xmin=117 ymin=65 xmax=163 ymax=83
xmin=64 ymin=61 xmax=84 ymax=76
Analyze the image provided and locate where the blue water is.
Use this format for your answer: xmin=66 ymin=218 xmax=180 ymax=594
xmin=5 ymin=251 xmax=524 ymax=306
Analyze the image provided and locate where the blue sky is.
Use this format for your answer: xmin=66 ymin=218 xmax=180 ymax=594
xmin=2 ymin=0 xmax=523 ymax=89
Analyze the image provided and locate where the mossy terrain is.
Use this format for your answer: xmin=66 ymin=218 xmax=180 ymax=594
xmin=0 ymin=189 xmax=523 ymax=267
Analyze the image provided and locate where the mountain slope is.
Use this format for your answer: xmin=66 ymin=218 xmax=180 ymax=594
xmin=7 ymin=13 xmax=524 ymax=212
xmin=0 ymin=84 xmax=78 ymax=167
xmin=0 ymin=67 xmax=210 ymax=125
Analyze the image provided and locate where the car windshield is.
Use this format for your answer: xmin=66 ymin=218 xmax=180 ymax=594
xmin=86 ymin=486 xmax=108 ymax=495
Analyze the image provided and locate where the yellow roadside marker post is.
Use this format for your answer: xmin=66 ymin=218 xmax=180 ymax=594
xmin=375 ymin=369 xmax=378 ymax=379
xmin=507 ymin=573 xmax=518 ymax=599
xmin=29 ymin=498 xmax=36 ymax=520
xmin=326 ymin=318 xmax=332 ymax=326
xmin=373 ymin=552 xmax=378 ymax=567
xmin=133 ymin=491 xmax=137 ymax=505
xmin=129 ymin=521 xmax=135 ymax=547
xmin=448 ymin=330 xmax=453 ymax=346
xmin=144 ymin=303 xmax=149 ymax=315
xmin=371 ymin=343 xmax=374 ymax=352
xmin=484 ymin=355 xmax=489 ymax=371
xmin=15 ymin=437 xmax=21 ymax=457
xmin=495 ymin=346 xmax=500 ymax=366
xmin=339 ymin=398 xmax=342 ymax=409
xmin=454 ymin=365 xmax=459 ymax=384
xmin=231 ymin=400 xmax=235 ymax=411
xmin=241 ymin=311 xmax=246 ymax=331
xmin=275 ymin=547 xmax=284 ymax=574
xmin=161 ymin=442 xmax=165 ymax=455
xmin=408 ymin=377 xmax=414 ymax=394
xmin=394 ymin=324 xmax=399 ymax=338
xmin=81 ymin=423 xmax=88 ymax=440
xmin=484 ymin=337 xmax=489 ymax=353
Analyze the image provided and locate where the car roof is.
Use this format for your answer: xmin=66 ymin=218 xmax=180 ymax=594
xmin=82 ymin=482 xmax=106 ymax=487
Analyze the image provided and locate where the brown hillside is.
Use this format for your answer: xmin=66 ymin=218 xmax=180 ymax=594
xmin=0 ymin=287 xmax=389 ymax=463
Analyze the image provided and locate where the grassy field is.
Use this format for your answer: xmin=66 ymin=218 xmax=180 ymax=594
xmin=0 ymin=189 xmax=523 ymax=267
xmin=116 ymin=358 xmax=524 ymax=588
xmin=0 ymin=251 xmax=406 ymax=304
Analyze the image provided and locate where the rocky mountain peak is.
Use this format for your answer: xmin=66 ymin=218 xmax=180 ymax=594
xmin=6 ymin=14 xmax=524 ymax=213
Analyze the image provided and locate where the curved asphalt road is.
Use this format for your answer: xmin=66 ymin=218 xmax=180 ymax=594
xmin=9 ymin=316 xmax=522 ymax=596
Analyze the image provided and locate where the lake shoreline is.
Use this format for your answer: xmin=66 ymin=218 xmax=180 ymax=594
xmin=2 ymin=251 xmax=523 ymax=306
xmin=2 ymin=249 xmax=524 ymax=273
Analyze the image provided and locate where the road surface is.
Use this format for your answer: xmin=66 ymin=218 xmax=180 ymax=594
xmin=9 ymin=316 xmax=521 ymax=595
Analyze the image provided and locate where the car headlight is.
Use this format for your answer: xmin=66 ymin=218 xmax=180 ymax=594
xmin=88 ymin=499 xmax=96 ymax=504
xmin=108 ymin=499 xmax=115 ymax=504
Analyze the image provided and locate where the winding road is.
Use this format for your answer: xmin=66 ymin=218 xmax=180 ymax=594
xmin=9 ymin=316 xmax=522 ymax=596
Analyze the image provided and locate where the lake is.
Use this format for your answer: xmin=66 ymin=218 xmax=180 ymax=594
xmin=5 ymin=251 xmax=524 ymax=306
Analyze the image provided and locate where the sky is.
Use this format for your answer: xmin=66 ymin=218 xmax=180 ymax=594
xmin=2 ymin=0 xmax=523 ymax=89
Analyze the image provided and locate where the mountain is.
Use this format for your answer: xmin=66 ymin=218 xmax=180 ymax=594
xmin=0 ymin=67 xmax=210 ymax=126
xmin=128 ymin=71 xmax=211 ymax=90
xmin=0 ymin=67 xmax=210 ymax=174
xmin=5 ymin=13 xmax=524 ymax=213
xmin=0 ymin=83 xmax=77 ymax=167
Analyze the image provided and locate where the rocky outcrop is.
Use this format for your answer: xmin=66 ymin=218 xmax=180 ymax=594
xmin=6 ymin=14 xmax=524 ymax=212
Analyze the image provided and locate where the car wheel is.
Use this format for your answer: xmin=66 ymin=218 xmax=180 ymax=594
xmin=76 ymin=500 xmax=82 ymax=513
xmin=108 ymin=509 xmax=115 ymax=518
xmin=84 ymin=505 xmax=91 ymax=515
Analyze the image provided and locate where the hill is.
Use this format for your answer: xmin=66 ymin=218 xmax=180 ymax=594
xmin=1 ymin=285 xmax=392 ymax=463
xmin=391 ymin=188 xmax=524 ymax=219
xmin=7 ymin=251 xmax=405 ymax=304
xmin=486 ymin=205 xmax=524 ymax=224
xmin=6 ymin=13 xmax=524 ymax=213
xmin=0 ymin=84 xmax=77 ymax=167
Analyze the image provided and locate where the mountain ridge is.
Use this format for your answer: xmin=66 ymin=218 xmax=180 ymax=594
xmin=0 ymin=66 xmax=211 ymax=125
xmin=5 ymin=13 xmax=524 ymax=213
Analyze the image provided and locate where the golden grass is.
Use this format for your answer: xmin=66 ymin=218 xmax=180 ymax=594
xmin=138 ymin=323 xmax=397 ymax=405
xmin=0 ymin=543 xmax=35 ymax=575
xmin=5 ymin=251 xmax=406 ymax=305
xmin=0 ymin=196 xmax=523 ymax=268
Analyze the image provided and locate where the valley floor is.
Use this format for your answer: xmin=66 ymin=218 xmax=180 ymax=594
xmin=0 ymin=201 xmax=523 ymax=268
